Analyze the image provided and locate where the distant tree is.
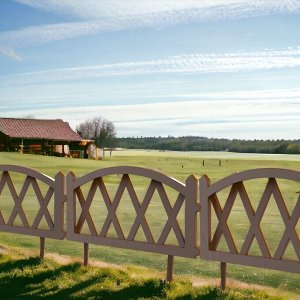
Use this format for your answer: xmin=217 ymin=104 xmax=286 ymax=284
xmin=22 ymin=114 xmax=35 ymax=119
xmin=287 ymin=143 xmax=300 ymax=154
xmin=76 ymin=117 xmax=116 ymax=151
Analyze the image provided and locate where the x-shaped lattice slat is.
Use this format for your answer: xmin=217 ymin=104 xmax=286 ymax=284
xmin=125 ymin=176 xmax=155 ymax=243
xmin=29 ymin=177 xmax=54 ymax=230
xmin=156 ymin=183 xmax=185 ymax=247
xmin=75 ymin=181 xmax=98 ymax=235
xmin=210 ymin=184 xmax=239 ymax=253
xmin=0 ymin=209 xmax=4 ymax=225
xmin=236 ymin=181 xmax=270 ymax=257
xmin=1 ymin=172 xmax=29 ymax=227
xmin=99 ymin=175 xmax=128 ymax=239
xmin=274 ymin=187 xmax=300 ymax=260
xmin=0 ymin=172 xmax=9 ymax=224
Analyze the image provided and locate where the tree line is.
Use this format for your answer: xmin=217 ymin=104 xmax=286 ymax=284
xmin=75 ymin=117 xmax=300 ymax=154
xmin=115 ymin=136 xmax=300 ymax=154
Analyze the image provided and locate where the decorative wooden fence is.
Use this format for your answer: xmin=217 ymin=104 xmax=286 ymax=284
xmin=0 ymin=165 xmax=65 ymax=258
xmin=200 ymin=168 xmax=300 ymax=289
xmin=0 ymin=165 xmax=299 ymax=288
xmin=66 ymin=166 xmax=199 ymax=281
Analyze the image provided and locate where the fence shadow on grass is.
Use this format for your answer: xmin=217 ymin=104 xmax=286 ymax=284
xmin=0 ymin=256 xmax=82 ymax=299
xmin=0 ymin=255 xmax=233 ymax=300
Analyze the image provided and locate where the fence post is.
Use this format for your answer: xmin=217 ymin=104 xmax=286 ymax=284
xmin=84 ymin=243 xmax=89 ymax=266
xmin=199 ymin=175 xmax=211 ymax=258
xmin=54 ymin=172 xmax=65 ymax=238
xmin=166 ymin=255 xmax=174 ymax=282
xmin=221 ymin=262 xmax=227 ymax=290
xmin=40 ymin=237 xmax=45 ymax=259
xmin=185 ymin=175 xmax=199 ymax=257
xmin=66 ymin=172 xmax=76 ymax=239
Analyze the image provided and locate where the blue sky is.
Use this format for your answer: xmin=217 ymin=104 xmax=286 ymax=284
xmin=0 ymin=0 xmax=300 ymax=139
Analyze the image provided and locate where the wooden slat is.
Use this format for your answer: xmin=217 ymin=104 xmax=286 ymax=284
xmin=75 ymin=180 xmax=98 ymax=236
xmin=31 ymin=178 xmax=54 ymax=230
xmin=127 ymin=178 xmax=155 ymax=243
xmin=210 ymin=186 xmax=238 ymax=254
xmin=274 ymin=194 xmax=300 ymax=260
xmin=7 ymin=174 xmax=30 ymax=227
xmin=99 ymin=175 xmax=127 ymax=239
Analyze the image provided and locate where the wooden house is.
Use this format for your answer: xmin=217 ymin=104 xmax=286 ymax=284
xmin=0 ymin=118 xmax=82 ymax=156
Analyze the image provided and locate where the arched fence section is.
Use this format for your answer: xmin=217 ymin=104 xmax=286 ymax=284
xmin=0 ymin=165 xmax=65 ymax=258
xmin=66 ymin=166 xmax=199 ymax=281
xmin=0 ymin=165 xmax=299 ymax=287
xmin=200 ymin=168 xmax=300 ymax=289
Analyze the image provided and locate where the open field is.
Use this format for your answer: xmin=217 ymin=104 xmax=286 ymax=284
xmin=0 ymin=151 xmax=299 ymax=296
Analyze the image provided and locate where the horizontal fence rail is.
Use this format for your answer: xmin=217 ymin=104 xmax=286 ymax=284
xmin=200 ymin=168 xmax=300 ymax=276
xmin=0 ymin=165 xmax=299 ymax=287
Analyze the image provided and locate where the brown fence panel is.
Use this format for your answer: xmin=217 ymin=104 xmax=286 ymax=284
xmin=67 ymin=166 xmax=199 ymax=260
xmin=2 ymin=163 xmax=299 ymax=286
xmin=200 ymin=168 xmax=300 ymax=277
xmin=0 ymin=165 xmax=65 ymax=240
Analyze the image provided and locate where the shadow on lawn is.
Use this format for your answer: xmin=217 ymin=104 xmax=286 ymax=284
xmin=0 ymin=256 xmax=225 ymax=300
xmin=0 ymin=256 xmax=82 ymax=299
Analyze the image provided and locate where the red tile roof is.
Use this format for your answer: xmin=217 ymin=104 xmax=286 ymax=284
xmin=0 ymin=118 xmax=82 ymax=141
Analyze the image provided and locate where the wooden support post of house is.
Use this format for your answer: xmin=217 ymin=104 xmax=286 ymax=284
xmin=50 ymin=140 xmax=53 ymax=156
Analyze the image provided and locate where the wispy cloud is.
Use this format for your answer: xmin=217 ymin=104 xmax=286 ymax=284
xmin=15 ymin=0 xmax=300 ymax=20
xmin=163 ymin=88 xmax=300 ymax=101
xmin=5 ymin=96 xmax=300 ymax=139
xmin=0 ymin=49 xmax=22 ymax=61
xmin=1 ymin=46 xmax=300 ymax=85
xmin=1 ymin=0 xmax=299 ymax=53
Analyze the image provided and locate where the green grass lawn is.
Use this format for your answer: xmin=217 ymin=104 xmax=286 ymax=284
xmin=0 ymin=151 xmax=299 ymax=297
xmin=0 ymin=245 xmax=295 ymax=300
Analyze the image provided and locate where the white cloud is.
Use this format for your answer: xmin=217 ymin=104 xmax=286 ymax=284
xmin=1 ymin=0 xmax=299 ymax=53
xmin=1 ymin=47 xmax=300 ymax=85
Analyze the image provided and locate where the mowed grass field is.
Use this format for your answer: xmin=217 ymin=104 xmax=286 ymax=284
xmin=0 ymin=150 xmax=299 ymax=296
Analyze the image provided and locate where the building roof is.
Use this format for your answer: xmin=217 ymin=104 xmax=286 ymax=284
xmin=0 ymin=118 xmax=82 ymax=141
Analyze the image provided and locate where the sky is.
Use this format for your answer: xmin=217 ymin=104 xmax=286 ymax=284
xmin=0 ymin=0 xmax=300 ymax=140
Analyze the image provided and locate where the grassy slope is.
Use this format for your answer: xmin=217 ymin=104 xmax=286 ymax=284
xmin=0 ymin=245 xmax=295 ymax=300
xmin=0 ymin=151 xmax=299 ymax=297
